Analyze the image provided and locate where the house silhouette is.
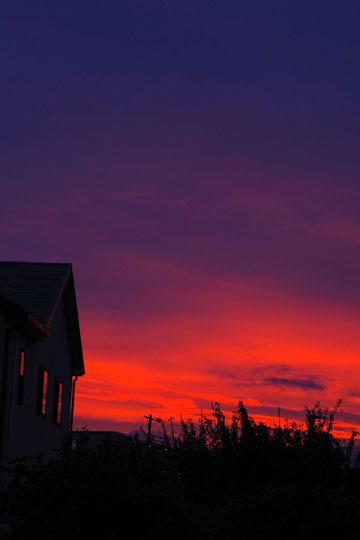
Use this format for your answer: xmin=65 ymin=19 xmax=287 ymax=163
xmin=0 ymin=262 xmax=85 ymax=486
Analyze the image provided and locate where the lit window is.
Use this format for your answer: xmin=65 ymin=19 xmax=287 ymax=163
xmin=17 ymin=351 xmax=25 ymax=404
xmin=37 ymin=367 xmax=48 ymax=416
xmin=53 ymin=380 xmax=63 ymax=425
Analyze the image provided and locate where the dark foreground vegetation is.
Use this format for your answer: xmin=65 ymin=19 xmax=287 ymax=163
xmin=2 ymin=401 xmax=360 ymax=539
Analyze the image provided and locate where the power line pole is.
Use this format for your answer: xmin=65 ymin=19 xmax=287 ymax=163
xmin=144 ymin=414 xmax=162 ymax=446
xmin=145 ymin=413 xmax=153 ymax=446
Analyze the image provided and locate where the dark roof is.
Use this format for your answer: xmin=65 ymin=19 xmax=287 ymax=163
xmin=0 ymin=262 xmax=71 ymax=327
xmin=0 ymin=262 xmax=84 ymax=376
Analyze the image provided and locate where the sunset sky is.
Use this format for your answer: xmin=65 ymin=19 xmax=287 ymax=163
xmin=2 ymin=1 xmax=360 ymax=436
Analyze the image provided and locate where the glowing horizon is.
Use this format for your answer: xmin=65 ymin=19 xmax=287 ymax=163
xmin=74 ymin=265 xmax=360 ymax=437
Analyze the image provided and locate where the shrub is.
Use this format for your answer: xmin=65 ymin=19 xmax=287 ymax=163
xmin=4 ymin=400 xmax=360 ymax=539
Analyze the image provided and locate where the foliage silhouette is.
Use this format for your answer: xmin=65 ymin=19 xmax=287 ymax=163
xmin=2 ymin=400 xmax=360 ymax=539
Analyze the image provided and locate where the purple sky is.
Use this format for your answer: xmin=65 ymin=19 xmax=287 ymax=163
xmin=1 ymin=2 xmax=360 ymax=433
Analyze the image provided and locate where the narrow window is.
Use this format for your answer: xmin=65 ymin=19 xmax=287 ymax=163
xmin=17 ymin=351 xmax=25 ymax=404
xmin=37 ymin=367 xmax=49 ymax=416
xmin=53 ymin=380 xmax=63 ymax=425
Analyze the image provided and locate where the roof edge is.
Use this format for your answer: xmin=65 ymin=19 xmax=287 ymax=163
xmin=27 ymin=314 xmax=50 ymax=338
xmin=0 ymin=294 xmax=50 ymax=340
xmin=46 ymin=263 xmax=72 ymax=328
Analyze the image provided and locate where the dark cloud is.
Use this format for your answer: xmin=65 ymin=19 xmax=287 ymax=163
xmin=253 ymin=364 xmax=291 ymax=375
xmin=264 ymin=378 xmax=325 ymax=391
xmin=207 ymin=369 xmax=237 ymax=379
xmin=108 ymin=399 xmax=164 ymax=410
xmin=191 ymin=398 xmax=240 ymax=412
xmin=247 ymin=405 xmax=306 ymax=423
xmin=191 ymin=398 xmax=214 ymax=411
xmin=337 ymin=410 xmax=360 ymax=426
xmin=74 ymin=417 xmax=145 ymax=433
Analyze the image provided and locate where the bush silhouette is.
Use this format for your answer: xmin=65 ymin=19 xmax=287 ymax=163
xmin=3 ymin=400 xmax=360 ymax=539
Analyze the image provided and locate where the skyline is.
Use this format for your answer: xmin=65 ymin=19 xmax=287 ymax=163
xmin=1 ymin=2 xmax=360 ymax=436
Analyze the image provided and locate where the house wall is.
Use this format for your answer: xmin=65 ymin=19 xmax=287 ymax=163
xmin=0 ymin=311 xmax=6 ymax=412
xmin=0 ymin=309 xmax=12 ymax=484
xmin=6 ymin=297 xmax=74 ymax=466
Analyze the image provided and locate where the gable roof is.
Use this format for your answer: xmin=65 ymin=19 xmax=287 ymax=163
xmin=0 ymin=262 xmax=84 ymax=376
xmin=0 ymin=262 xmax=71 ymax=327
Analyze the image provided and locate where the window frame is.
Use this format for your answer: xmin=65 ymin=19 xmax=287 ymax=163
xmin=37 ymin=366 xmax=49 ymax=417
xmin=52 ymin=379 xmax=64 ymax=426
xmin=17 ymin=350 xmax=25 ymax=404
